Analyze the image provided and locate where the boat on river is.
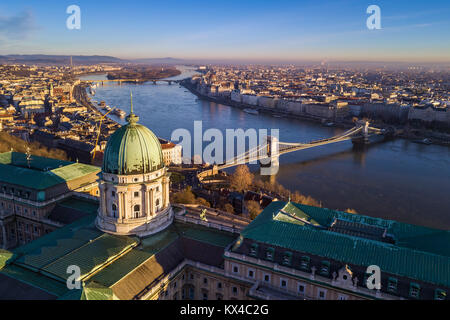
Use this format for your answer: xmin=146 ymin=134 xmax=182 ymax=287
xmin=412 ymin=138 xmax=432 ymax=145
xmin=243 ymin=108 xmax=259 ymax=115
xmin=113 ymin=108 xmax=126 ymax=118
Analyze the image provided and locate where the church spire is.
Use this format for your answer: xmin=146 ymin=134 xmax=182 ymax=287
xmin=130 ymin=90 xmax=133 ymax=114
xmin=126 ymin=90 xmax=139 ymax=124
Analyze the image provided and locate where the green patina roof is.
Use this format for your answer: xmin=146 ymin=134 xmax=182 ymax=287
xmin=0 ymin=152 xmax=72 ymax=170
xmin=57 ymin=197 xmax=99 ymax=215
xmin=0 ymin=200 xmax=238 ymax=300
xmin=273 ymin=201 xmax=321 ymax=226
xmin=89 ymin=222 xmax=237 ymax=288
xmin=0 ymin=249 xmax=13 ymax=269
xmin=102 ymin=112 xmax=164 ymax=175
xmin=174 ymin=222 xmax=238 ymax=248
xmin=2 ymin=264 xmax=69 ymax=297
xmin=80 ymin=282 xmax=117 ymax=300
xmin=0 ymin=152 xmax=100 ymax=191
xmin=238 ymin=201 xmax=450 ymax=288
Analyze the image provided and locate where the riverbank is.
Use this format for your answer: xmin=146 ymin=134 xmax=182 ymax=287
xmin=180 ymin=80 xmax=360 ymax=131
xmin=180 ymin=80 xmax=450 ymax=147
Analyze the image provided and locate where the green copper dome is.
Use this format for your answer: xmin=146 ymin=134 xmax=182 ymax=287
xmin=102 ymin=109 xmax=164 ymax=175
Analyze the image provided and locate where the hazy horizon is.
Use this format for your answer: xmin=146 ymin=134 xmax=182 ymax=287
xmin=1 ymin=0 xmax=449 ymax=63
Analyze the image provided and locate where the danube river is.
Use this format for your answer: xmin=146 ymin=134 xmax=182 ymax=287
xmin=81 ymin=67 xmax=450 ymax=230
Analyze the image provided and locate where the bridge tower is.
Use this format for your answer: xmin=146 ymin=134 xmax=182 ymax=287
xmin=259 ymin=135 xmax=280 ymax=176
xmin=352 ymin=120 xmax=370 ymax=147
xmin=363 ymin=120 xmax=370 ymax=143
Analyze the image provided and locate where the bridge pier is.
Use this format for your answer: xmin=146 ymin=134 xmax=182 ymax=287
xmin=259 ymin=155 xmax=279 ymax=176
xmin=352 ymin=120 xmax=370 ymax=147
xmin=259 ymin=135 xmax=280 ymax=176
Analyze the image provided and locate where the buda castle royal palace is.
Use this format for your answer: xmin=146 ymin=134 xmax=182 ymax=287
xmin=0 ymin=109 xmax=448 ymax=300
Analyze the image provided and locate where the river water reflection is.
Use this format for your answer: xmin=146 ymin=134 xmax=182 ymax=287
xmin=81 ymin=67 xmax=450 ymax=229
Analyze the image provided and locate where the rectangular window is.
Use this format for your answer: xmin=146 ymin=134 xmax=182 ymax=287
xmin=409 ymin=283 xmax=420 ymax=299
xmin=320 ymin=261 xmax=330 ymax=277
xmin=435 ymin=289 xmax=446 ymax=300
xmin=338 ymin=294 xmax=348 ymax=300
xmin=318 ymin=289 xmax=327 ymax=300
xmin=280 ymin=278 xmax=288 ymax=290
xmin=232 ymin=287 xmax=238 ymax=295
xmin=217 ymin=282 xmax=222 ymax=290
xmin=250 ymin=243 xmax=258 ymax=256
xmin=282 ymin=251 xmax=292 ymax=266
xmin=298 ymin=282 xmax=306 ymax=294
xmin=263 ymin=273 xmax=271 ymax=283
xmin=266 ymin=247 xmax=274 ymax=261
xmin=134 ymin=191 xmax=139 ymax=197
xmin=232 ymin=264 xmax=239 ymax=274
xmin=300 ymin=256 xmax=310 ymax=271
xmin=387 ymin=277 xmax=398 ymax=293
xmin=247 ymin=268 xmax=255 ymax=279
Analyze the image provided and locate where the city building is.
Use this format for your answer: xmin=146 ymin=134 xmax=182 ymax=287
xmin=0 ymin=111 xmax=448 ymax=300
xmin=159 ymin=138 xmax=182 ymax=166
xmin=0 ymin=151 xmax=100 ymax=249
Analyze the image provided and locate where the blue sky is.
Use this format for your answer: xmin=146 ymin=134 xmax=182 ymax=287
xmin=0 ymin=0 xmax=449 ymax=62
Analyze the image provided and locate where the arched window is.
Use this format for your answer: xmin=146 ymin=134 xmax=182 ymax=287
xmin=112 ymin=204 xmax=117 ymax=217
xmin=134 ymin=205 xmax=140 ymax=218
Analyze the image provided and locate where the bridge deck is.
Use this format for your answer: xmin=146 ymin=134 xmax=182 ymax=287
xmin=216 ymin=125 xmax=384 ymax=169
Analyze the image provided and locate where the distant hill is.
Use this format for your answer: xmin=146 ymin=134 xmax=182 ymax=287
xmin=0 ymin=54 xmax=191 ymax=66
xmin=0 ymin=54 xmax=124 ymax=65
xmin=131 ymin=57 xmax=186 ymax=64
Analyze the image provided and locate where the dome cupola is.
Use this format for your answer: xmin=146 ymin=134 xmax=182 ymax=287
xmin=102 ymin=93 xmax=164 ymax=175
xmin=96 ymin=92 xmax=173 ymax=237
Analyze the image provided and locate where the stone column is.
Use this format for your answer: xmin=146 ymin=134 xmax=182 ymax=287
xmin=1 ymin=222 xmax=7 ymax=249
xmin=100 ymin=183 xmax=107 ymax=216
xmin=145 ymin=186 xmax=151 ymax=218
xmin=163 ymin=178 xmax=170 ymax=207
xmin=121 ymin=191 xmax=127 ymax=220
xmin=150 ymin=189 xmax=155 ymax=216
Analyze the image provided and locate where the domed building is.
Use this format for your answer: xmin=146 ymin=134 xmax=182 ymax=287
xmin=96 ymin=101 xmax=173 ymax=237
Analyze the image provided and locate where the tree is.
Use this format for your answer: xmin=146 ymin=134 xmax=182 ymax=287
xmin=171 ymin=186 xmax=196 ymax=204
xmin=196 ymin=197 xmax=211 ymax=208
xmin=291 ymin=191 xmax=321 ymax=207
xmin=246 ymin=200 xmax=261 ymax=220
xmin=230 ymin=165 xmax=254 ymax=192
xmin=170 ymin=172 xmax=185 ymax=184
xmin=0 ymin=132 xmax=68 ymax=160
xmin=224 ymin=203 xmax=234 ymax=214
